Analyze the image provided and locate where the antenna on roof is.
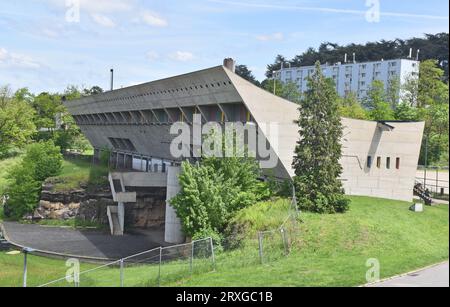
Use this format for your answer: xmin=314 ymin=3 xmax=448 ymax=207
xmin=110 ymin=69 xmax=114 ymax=91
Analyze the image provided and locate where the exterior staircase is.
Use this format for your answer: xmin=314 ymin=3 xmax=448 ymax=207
xmin=414 ymin=181 xmax=433 ymax=206
xmin=107 ymin=172 xmax=137 ymax=236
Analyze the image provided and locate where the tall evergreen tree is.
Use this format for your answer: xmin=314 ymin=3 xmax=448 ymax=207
xmin=293 ymin=62 xmax=350 ymax=213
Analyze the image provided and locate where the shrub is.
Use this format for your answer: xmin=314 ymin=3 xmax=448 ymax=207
xmin=21 ymin=141 xmax=63 ymax=181
xmin=4 ymin=165 xmax=41 ymax=220
xmin=171 ymin=156 xmax=268 ymax=239
xmin=4 ymin=141 xmax=63 ymax=219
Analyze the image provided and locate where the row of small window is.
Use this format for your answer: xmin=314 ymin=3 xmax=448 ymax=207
xmin=367 ymin=156 xmax=401 ymax=169
xmin=73 ymin=104 xmax=253 ymax=126
xmin=71 ymin=81 xmax=234 ymax=105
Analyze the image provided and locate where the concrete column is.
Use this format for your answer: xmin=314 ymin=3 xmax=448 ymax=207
xmin=165 ymin=166 xmax=185 ymax=244
xmin=93 ymin=148 xmax=101 ymax=164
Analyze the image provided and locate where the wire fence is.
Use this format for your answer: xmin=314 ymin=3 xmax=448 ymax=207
xmin=38 ymin=237 xmax=215 ymax=288
xmin=257 ymin=196 xmax=300 ymax=265
xmin=14 ymin=188 xmax=301 ymax=287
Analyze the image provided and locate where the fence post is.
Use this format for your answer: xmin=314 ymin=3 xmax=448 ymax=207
xmin=281 ymin=227 xmax=289 ymax=256
xmin=210 ymin=238 xmax=216 ymax=272
xmin=258 ymin=232 xmax=264 ymax=265
xmin=158 ymin=247 xmax=162 ymax=287
xmin=23 ymin=252 xmax=28 ymax=288
xmin=190 ymin=240 xmax=195 ymax=274
xmin=120 ymin=259 xmax=124 ymax=287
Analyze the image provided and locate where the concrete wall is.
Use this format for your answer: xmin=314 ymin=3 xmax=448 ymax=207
xmin=340 ymin=118 xmax=425 ymax=202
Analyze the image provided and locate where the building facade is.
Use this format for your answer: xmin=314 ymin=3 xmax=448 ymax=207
xmin=274 ymin=59 xmax=420 ymax=102
xmin=64 ymin=61 xmax=424 ymax=240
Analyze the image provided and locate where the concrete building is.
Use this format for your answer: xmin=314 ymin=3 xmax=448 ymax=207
xmin=64 ymin=59 xmax=424 ymax=241
xmin=274 ymin=58 xmax=420 ymax=102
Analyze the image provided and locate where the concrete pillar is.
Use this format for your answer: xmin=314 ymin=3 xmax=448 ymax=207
xmin=165 ymin=166 xmax=185 ymax=244
xmin=93 ymin=148 xmax=101 ymax=164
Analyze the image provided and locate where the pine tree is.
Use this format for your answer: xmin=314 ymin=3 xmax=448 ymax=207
xmin=292 ymin=62 xmax=350 ymax=213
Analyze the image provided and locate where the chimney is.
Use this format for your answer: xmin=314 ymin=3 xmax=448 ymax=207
xmin=344 ymin=53 xmax=348 ymax=63
xmin=110 ymin=68 xmax=114 ymax=91
xmin=408 ymin=48 xmax=413 ymax=59
xmin=223 ymin=58 xmax=236 ymax=73
xmin=353 ymin=53 xmax=356 ymax=63
xmin=416 ymin=49 xmax=421 ymax=61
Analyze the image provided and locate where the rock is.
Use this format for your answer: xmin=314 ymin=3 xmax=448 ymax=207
xmin=69 ymin=203 xmax=80 ymax=210
xmin=33 ymin=210 xmax=44 ymax=220
xmin=40 ymin=200 xmax=53 ymax=210
xmin=410 ymin=203 xmax=424 ymax=212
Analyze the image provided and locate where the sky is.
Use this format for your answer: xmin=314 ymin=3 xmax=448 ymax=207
xmin=0 ymin=0 xmax=448 ymax=93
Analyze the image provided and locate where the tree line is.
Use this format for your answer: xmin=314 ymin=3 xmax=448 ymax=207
xmin=0 ymin=85 xmax=103 ymax=158
xmin=235 ymin=34 xmax=449 ymax=167
xmin=265 ymin=33 xmax=449 ymax=80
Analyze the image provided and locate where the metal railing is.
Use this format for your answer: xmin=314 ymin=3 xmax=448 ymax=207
xmin=416 ymin=165 xmax=449 ymax=196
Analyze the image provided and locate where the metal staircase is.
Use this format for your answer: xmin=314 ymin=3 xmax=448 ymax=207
xmin=414 ymin=181 xmax=433 ymax=206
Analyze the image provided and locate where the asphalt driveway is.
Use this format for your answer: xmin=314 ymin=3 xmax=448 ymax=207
xmin=369 ymin=262 xmax=449 ymax=287
xmin=1 ymin=221 xmax=168 ymax=260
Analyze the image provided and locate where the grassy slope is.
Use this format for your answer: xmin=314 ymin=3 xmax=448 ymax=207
xmin=172 ymin=196 xmax=449 ymax=287
xmin=47 ymin=158 xmax=108 ymax=192
xmin=1 ymin=196 xmax=448 ymax=287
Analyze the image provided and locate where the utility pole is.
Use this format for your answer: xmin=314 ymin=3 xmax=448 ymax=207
xmin=273 ymin=71 xmax=277 ymax=95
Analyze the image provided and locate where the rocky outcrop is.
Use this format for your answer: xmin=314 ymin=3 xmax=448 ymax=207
xmin=28 ymin=181 xmax=167 ymax=229
xmin=24 ymin=181 xmax=113 ymax=224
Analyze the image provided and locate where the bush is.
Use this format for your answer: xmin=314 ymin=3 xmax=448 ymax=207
xmin=21 ymin=141 xmax=63 ymax=181
xmin=4 ymin=141 xmax=63 ymax=219
xmin=4 ymin=166 xmax=41 ymax=219
xmin=171 ymin=156 xmax=268 ymax=239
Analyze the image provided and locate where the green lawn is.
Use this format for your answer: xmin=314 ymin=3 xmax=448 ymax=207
xmin=47 ymin=158 xmax=109 ymax=192
xmin=0 ymin=196 xmax=448 ymax=287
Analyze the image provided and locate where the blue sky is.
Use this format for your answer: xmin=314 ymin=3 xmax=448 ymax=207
xmin=0 ymin=0 xmax=448 ymax=93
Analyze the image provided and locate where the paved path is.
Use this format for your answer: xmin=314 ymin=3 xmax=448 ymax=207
xmin=369 ymin=262 xmax=449 ymax=287
xmin=1 ymin=222 xmax=169 ymax=260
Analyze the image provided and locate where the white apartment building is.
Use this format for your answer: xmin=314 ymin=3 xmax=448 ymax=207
xmin=274 ymin=58 xmax=420 ymax=102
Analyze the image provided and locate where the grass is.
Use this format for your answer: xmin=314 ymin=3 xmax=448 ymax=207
xmin=0 ymin=196 xmax=448 ymax=287
xmin=47 ymin=158 xmax=109 ymax=192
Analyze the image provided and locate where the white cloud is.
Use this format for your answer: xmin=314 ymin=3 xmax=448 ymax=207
xmin=47 ymin=0 xmax=134 ymax=14
xmin=256 ymin=32 xmax=284 ymax=41
xmin=146 ymin=51 xmax=160 ymax=61
xmin=169 ymin=51 xmax=195 ymax=62
xmin=0 ymin=47 xmax=41 ymax=69
xmin=140 ymin=11 xmax=169 ymax=27
xmin=91 ymin=14 xmax=116 ymax=28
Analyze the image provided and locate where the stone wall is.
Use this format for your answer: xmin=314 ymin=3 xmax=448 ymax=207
xmin=32 ymin=182 xmax=167 ymax=229
xmin=125 ymin=187 xmax=167 ymax=228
